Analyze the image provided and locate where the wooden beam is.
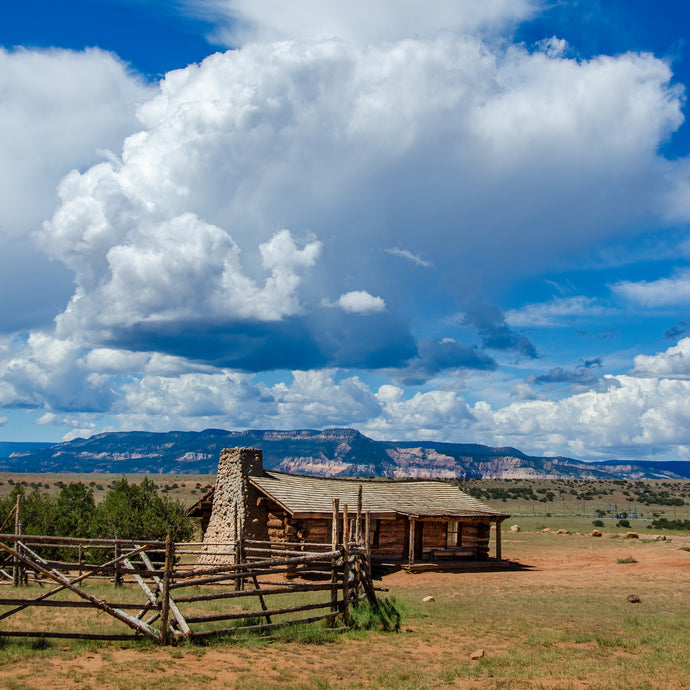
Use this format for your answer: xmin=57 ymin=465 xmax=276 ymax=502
xmin=331 ymin=498 xmax=339 ymax=620
xmin=0 ymin=540 xmax=160 ymax=641
xmin=159 ymin=533 xmax=173 ymax=645
xmin=495 ymin=519 xmax=502 ymax=561
xmin=356 ymin=485 xmax=362 ymax=545
xmin=408 ymin=518 xmax=415 ymax=568
xmin=342 ymin=504 xmax=350 ymax=626
xmin=0 ymin=542 xmax=152 ymax=623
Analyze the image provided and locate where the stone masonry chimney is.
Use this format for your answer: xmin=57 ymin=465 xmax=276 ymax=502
xmin=198 ymin=447 xmax=268 ymax=563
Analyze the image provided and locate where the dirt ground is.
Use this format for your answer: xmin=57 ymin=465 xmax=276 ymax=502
xmin=1 ymin=532 xmax=689 ymax=689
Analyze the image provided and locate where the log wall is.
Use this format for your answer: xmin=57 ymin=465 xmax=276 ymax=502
xmin=261 ymin=510 xmax=495 ymax=561
xmin=461 ymin=521 xmax=491 ymax=559
xmin=420 ymin=520 xmax=447 ymax=551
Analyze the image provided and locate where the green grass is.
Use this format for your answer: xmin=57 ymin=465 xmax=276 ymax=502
xmin=1 ymin=479 xmax=690 ymax=688
xmin=0 ymin=531 xmax=688 ymax=688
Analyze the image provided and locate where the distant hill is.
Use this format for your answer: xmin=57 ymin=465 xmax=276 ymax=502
xmin=0 ymin=441 xmax=55 ymax=459
xmin=1 ymin=428 xmax=689 ymax=480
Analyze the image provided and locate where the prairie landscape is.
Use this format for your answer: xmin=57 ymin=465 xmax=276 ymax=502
xmin=0 ymin=476 xmax=688 ymax=688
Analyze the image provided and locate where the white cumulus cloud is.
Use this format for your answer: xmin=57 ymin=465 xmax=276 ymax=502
xmin=37 ymin=36 xmax=685 ymax=348
xmin=469 ymin=373 xmax=690 ymax=459
xmin=0 ymin=47 xmax=152 ymax=332
xmin=336 ymin=291 xmax=386 ymax=314
xmin=631 ymin=337 xmax=690 ymax=379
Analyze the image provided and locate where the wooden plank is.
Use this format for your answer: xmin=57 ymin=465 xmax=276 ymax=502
xmin=138 ymin=543 xmax=191 ymax=639
xmin=251 ymin=575 xmax=271 ymax=625
xmin=0 ymin=598 xmax=153 ymax=610
xmin=159 ymin=534 xmax=172 ymax=645
xmin=0 ymin=541 xmax=160 ymax=641
xmin=408 ymin=518 xmax=415 ymax=567
xmin=189 ymin=611 xmax=339 ymax=640
xmin=173 ymin=549 xmax=341 ymax=581
xmin=173 ymin=582 xmax=336 ymax=604
xmin=342 ymin=505 xmax=350 ymax=626
xmin=123 ymin=558 xmax=158 ymax=623
xmin=0 ymin=535 xmax=165 ymax=548
xmin=495 ymin=519 xmax=502 ymax=561
xmin=0 ymin=542 xmax=153 ymax=623
xmin=185 ymin=600 xmax=332 ymax=625
xmin=0 ymin=630 xmax=140 ymax=641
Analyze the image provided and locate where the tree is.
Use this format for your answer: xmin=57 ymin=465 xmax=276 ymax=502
xmin=92 ymin=477 xmax=193 ymax=542
xmin=0 ymin=484 xmax=56 ymax=536
xmin=53 ymin=482 xmax=96 ymax=538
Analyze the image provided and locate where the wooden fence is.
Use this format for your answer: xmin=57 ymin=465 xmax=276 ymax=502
xmin=0 ymin=528 xmax=382 ymax=644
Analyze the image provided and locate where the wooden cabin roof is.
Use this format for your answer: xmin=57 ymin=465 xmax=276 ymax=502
xmin=250 ymin=471 xmax=508 ymax=520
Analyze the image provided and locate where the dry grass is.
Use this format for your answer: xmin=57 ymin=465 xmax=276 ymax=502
xmin=0 ymin=473 xmax=216 ymax=507
xmin=0 ymin=529 xmax=689 ymax=688
xmin=2 ymin=474 xmax=690 ymax=520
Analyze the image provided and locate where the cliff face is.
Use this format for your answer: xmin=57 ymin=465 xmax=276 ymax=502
xmin=2 ymin=428 xmax=689 ymax=479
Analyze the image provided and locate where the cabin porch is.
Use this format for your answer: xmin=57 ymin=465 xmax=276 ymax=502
xmin=400 ymin=515 xmax=507 ymax=568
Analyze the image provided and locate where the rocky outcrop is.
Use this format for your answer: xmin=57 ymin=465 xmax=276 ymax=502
xmin=3 ymin=428 xmax=690 ymax=479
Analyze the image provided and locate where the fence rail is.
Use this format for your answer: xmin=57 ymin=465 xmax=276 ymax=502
xmin=0 ymin=533 xmax=378 ymax=644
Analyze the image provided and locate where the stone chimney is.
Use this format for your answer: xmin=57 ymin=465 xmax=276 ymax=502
xmin=199 ymin=447 xmax=268 ymax=562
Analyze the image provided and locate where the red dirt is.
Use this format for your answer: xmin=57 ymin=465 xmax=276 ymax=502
xmin=2 ymin=533 xmax=689 ymax=689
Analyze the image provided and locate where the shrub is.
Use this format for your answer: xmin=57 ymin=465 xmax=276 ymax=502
xmin=0 ymin=485 xmax=56 ymax=535
xmin=53 ymin=482 xmax=96 ymax=539
xmin=616 ymin=519 xmax=631 ymax=528
xmin=92 ymin=476 xmax=194 ymax=542
xmin=592 ymin=520 xmax=604 ymax=527
xmin=650 ymin=517 xmax=690 ymax=531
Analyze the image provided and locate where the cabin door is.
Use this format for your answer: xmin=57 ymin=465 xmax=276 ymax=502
xmin=414 ymin=521 xmax=424 ymax=560
xmin=404 ymin=519 xmax=425 ymax=561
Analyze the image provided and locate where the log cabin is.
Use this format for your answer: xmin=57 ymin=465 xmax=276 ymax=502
xmin=188 ymin=447 xmax=510 ymax=568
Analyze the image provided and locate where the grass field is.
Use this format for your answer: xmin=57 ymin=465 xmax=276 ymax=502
xmin=0 ymin=519 xmax=689 ymax=687
xmin=2 ymin=474 xmax=689 ymax=519
xmin=1 ymin=475 xmax=689 ymax=688
xmin=0 ymin=473 xmax=216 ymax=506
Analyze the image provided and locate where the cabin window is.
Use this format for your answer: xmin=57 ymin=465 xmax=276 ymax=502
xmin=446 ymin=521 xmax=460 ymax=548
xmin=368 ymin=519 xmax=380 ymax=548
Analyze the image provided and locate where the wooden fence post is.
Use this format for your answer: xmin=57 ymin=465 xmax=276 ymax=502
xmin=408 ymin=518 xmax=415 ymax=568
xmin=354 ymin=487 xmax=362 ymax=605
xmin=365 ymin=511 xmax=372 ymax=587
xmin=12 ymin=496 xmax=22 ymax=587
xmin=113 ymin=539 xmax=123 ymax=587
xmin=495 ymin=519 xmax=502 ymax=561
xmin=160 ymin=532 xmax=174 ymax=645
xmin=234 ymin=505 xmax=245 ymax=591
xmin=356 ymin=485 xmax=362 ymax=544
xmin=342 ymin=505 xmax=350 ymax=626
xmin=330 ymin=498 xmax=339 ymax=622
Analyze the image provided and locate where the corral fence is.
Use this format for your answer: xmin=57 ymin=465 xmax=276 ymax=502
xmin=0 ymin=499 xmax=390 ymax=644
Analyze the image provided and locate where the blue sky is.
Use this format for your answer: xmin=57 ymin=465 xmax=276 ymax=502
xmin=2 ymin=1 xmax=690 ymax=464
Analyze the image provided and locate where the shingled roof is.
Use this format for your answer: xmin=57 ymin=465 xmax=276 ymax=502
xmin=250 ymin=471 xmax=508 ymax=520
